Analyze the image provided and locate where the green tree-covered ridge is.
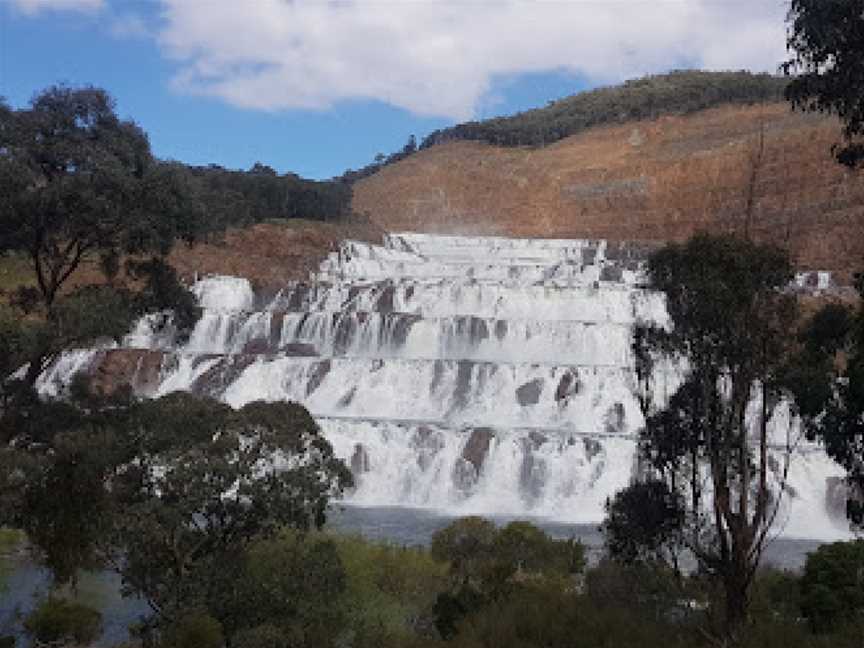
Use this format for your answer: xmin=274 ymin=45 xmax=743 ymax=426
xmin=420 ymin=70 xmax=787 ymax=149
xmin=340 ymin=70 xmax=786 ymax=182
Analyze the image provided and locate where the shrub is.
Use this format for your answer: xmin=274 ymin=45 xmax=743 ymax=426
xmin=801 ymin=540 xmax=864 ymax=633
xmin=748 ymin=567 xmax=802 ymax=623
xmin=22 ymin=596 xmax=102 ymax=646
xmin=160 ymin=609 xmax=224 ymax=648
xmin=231 ymin=624 xmax=288 ymax=648
xmin=208 ymin=532 xmax=346 ymax=647
xmin=448 ymin=586 xmax=693 ymax=648
xmin=333 ymin=533 xmax=448 ymax=645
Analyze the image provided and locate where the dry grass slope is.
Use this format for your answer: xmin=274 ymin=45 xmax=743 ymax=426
xmin=354 ymin=103 xmax=864 ymax=279
xmin=0 ymin=217 xmax=384 ymax=305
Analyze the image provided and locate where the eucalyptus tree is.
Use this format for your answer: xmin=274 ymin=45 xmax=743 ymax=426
xmin=784 ymin=0 xmax=864 ymax=168
xmin=0 ymin=85 xmax=201 ymax=392
xmin=2 ymin=389 xmax=353 ymax=628
xmin=627 ymin=234 xmax=818 ymax=636
xmin=796 ymin=276 xmax=864 ymax=529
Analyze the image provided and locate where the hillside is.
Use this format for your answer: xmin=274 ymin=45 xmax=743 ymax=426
xmin=354 ymin=103 xmax=864 ymax=279
xmin=421 ymin=70 xmax=786 ymax=148
xmin=0 ymin=217 xmax=382 ymax=307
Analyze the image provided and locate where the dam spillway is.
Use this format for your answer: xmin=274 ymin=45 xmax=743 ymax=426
xmin=40 ymin=233 xmax=849 ymax=538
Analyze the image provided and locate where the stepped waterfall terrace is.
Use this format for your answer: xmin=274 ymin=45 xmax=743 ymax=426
xmin=37 ymin=233 xmax=851 ymax=539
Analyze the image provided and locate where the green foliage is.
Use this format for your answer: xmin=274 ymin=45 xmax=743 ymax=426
xmin=801 ymin=540 xmax=864 ymax=633
xmin=748 ymin=567 xmax=802 ymax=625
xmin=422 ymin=70 xmax=786 ymax=149
xmin=159 ymin=609 xmax=224 ymax=648
xmin=428 ymin=517 xmax=584 ymax=640
xmin=602 ymin=479 xmax=685 ymax=568
xmin=0 ymin=85 xmax=203 ymax=407
xmin=585 ymin=559 xmax=687 ymax=623
xmin=785 ymin=0 xmax=864 ymax=167
xmin=432 ymin=584 xmax=487 ymax=641
xmin=17 ymin=414 xmax=120 ymax=583
xmin=22 ymin=596 xmax=103 ymax=646
xmin=645 ymin=235 xmax=794 ymax=365
xmin=0 ymin=390 xmax=352 ymax=630
xmin=0 ymin=528 xmax=23 ymax=552
xmin=187 ymin=161 xmax=352 ymax=230
xmin=0 ymin=305 xmax=37 ymax=384
xmin=0 ymin=252 xmax=34 ymax=297
xmin=630 ymin=234 xmax=816 ymax=635
xmin=0 ymin=84 xmax=350 ymax=403
xmin=126 ymin=257 xmax=201 ymax=336
xmin=0 ymin=85 xmax=190 ymax=309
xmin=211 ymin=532 xmax=346 ymax=647
xmin=431 ymin=517 xmax=584 ymax=585
xmin=108 ymin=395 xmax=352 ymax=617
xmin=430 ymin=516 xmax=498 ymax=583
xmin=231 ymin=624 xmax=289 ymax=648
xmin=0 ymin=527 xmax=24 ymax=593
xmin=780 ymin=302 xmax=853 ymax=424
xmin=443 ymin=583 xmax=693 ymax=648
xmin=800 ymin=281 xmax=864 ymax=529
xmin=332 ymin=533 xmax=448 ymax=645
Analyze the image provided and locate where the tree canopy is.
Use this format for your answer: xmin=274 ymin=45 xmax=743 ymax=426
xmin=785 ymin=0 xmax=864 ymax=167
xmin=0 ymin=86 xmax=201 ymax=309
xmin=626 ymin=234 xmax=823 ymax=636
xmin=800 ymin=540 xmax=864 ymax=634
xmin=1 ymin=389 xmax=353 ymax=630
xmin=798 ymin=276 xmax=864 ymax=529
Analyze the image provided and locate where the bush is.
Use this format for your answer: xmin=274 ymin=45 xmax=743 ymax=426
xmin=207 ymin=532 xmax=346 ymax=647
xmin=160 ymin=609 xmax=224 ymax=648
xmin=231 ymin=624 xmax=288 ymax=648
xmin=333 ymin=533 xmax=448 ymax=645
xmin=22 ymin=596 xmax=102 ymax=646
xmin=447 ymin=586 xmax=694 ymax=648
xmin=430 ymin=517 xmax=498 ymax=583
xmin=749 ymin=567 xmax=802 ymax=623
xmin=801 ymin=540 xmax=864 ymax=633
xmin=585 ymin=559 xmax=688 ymax=623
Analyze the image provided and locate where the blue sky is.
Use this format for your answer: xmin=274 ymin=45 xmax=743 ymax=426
xmin=0 ymin=0 xmax=788 ymax=180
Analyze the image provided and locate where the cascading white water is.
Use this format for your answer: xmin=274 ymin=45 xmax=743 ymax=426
xmin=42 ymin=232 xmax=852 ymax=538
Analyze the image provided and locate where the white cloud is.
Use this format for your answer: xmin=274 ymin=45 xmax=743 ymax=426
xmin=156 ymin=0 xmax=790 ymax=121
xmin=11 ymin=0 xmax=103 ymax=15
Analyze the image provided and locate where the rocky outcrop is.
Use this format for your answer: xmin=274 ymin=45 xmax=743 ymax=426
xmin=453 ymin=427 xmax=495 ymax=491
xmin=89 ymin=349 xmax=166 ymax=397
xmin=516 ymin=379 xmax=544 ymax=406
xmin=461 ymin=427 xmax=495 ymax=472
xmin=351 ymin=443 xmax=371 ymax=475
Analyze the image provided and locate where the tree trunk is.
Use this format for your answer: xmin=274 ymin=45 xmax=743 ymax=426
xmin=723 ymin=543 xmax=752 ymax=639
xmin=724 ymin=576 xmax=748 ymax=639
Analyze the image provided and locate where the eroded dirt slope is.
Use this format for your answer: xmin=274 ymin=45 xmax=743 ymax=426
xmin=354 ymin=104 xmax=864 ymax=278
xmin=166 ymin=218 xmax=383 ymax=290
xmin=6 ymin=217 xmax=385 ymax=301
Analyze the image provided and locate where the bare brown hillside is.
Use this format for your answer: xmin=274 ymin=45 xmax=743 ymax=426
xmin=0 ymin=217 xmax=383 ymax=305
xmin=165 ymin=217 xmax=383 ymax=289
xmin=354 ymin=103 xmax=864 ymax=278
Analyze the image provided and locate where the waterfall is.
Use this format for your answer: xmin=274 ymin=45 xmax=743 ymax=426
xmin=41 ymin=233 xmax=851 ymax=537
